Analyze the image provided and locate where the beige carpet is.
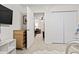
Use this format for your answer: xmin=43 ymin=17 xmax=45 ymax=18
xmin=16 ymin=33 xmax=67 ymax=54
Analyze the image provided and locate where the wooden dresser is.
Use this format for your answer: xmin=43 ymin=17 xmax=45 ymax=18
xmin=13 ymin=30 xmax=26 ymax=49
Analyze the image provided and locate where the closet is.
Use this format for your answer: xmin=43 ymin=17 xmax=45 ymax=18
xmin=45 ymin=11 xmax=77 ymax=43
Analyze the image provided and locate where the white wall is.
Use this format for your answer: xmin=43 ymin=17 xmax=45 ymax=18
xmin=0 ymin=4 xmax=27 ymax=41
xmin=0 ymin=4 xmax=34 ymax=48
xmin=27 ymin=6 xmax=34 ymax=48
xmin=29 ymin=4 xmax=79 ymax=43
xmin=30 ymin=5 xmax=79 ymax=12
xmin=29 ymin=5 xmax=79 ymax=26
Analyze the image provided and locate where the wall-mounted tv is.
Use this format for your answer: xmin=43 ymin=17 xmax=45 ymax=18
xmin=0 ymin=4 xmax=13 ymax=25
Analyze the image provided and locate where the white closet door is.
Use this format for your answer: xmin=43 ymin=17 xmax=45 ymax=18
xmin=45 ymin=11 xmax=77 ymax=44
xmin=63 ymin=12 xmax=77 ymax=43
xmin=51 ymin=13 xmax=64 ymax=43
xmin=45 ymin=12 xmax=64 ymax=43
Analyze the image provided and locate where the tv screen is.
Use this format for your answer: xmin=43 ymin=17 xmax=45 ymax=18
xmin=0 ymin=5 xmax=13 ymax=25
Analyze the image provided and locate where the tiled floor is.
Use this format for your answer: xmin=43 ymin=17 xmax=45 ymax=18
xmin=16 ymin=33 xmax=67 ymax=54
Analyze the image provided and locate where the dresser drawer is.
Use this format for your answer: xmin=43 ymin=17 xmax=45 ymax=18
xmin=13 ymin=30 xmax=26 ymax=49
xmin=14 ymin=35 xmax=24 ymax=39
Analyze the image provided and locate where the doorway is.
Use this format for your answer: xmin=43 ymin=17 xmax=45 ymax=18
xmin=34 ymin=13 xmax=45 ymax=41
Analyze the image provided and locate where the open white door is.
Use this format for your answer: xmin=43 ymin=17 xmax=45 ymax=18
xmin=27 ymin=6 xmax=34 ymax=48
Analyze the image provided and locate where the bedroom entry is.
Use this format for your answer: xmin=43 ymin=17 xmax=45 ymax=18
xmin=34 ymin=13 xmax=45 ymax=41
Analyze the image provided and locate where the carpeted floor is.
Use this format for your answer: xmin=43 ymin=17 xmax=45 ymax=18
xmin=16 ymin=33 xmax=67 ymax=54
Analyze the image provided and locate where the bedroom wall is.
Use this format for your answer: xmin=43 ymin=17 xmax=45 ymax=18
xmin=0 ymin=4 xmax=27 ymax=41
xmin=29 ymin=4 xmax=79 ymax=43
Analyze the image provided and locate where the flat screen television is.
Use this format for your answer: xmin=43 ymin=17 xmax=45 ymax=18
xmin=0 ymin=4 xmax=13 ymax=25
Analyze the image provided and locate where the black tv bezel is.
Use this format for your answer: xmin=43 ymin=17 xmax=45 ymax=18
xmin=0 ymin=4 xmax=13 ymax=25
